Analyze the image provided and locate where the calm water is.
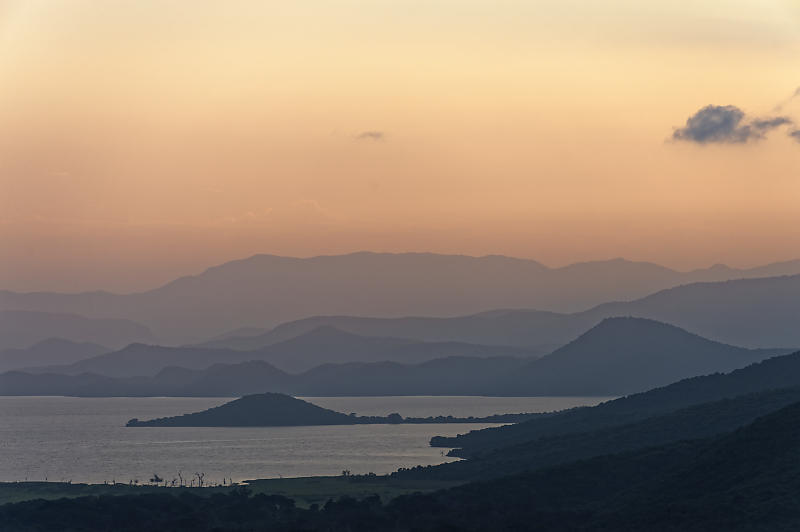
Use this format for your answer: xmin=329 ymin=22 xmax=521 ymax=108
xmin=0 ymin=396 xmax=611 ymax=484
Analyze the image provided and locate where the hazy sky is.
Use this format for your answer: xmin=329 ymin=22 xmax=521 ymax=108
xmin=2 ymin=1 xmax=800 ymax=292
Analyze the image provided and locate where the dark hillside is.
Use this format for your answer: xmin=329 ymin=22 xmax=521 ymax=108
xmin=434 ymin=348 xmax=800 ymax=454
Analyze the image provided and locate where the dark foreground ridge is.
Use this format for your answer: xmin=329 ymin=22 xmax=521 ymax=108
xmin=431 ymin=348 xmax=800 ymax=456
xmin=125 ymin=393 xmax=536 ymax=427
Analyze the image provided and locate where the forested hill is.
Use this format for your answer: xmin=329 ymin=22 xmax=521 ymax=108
xmin=432 ymin=348 xmax=800 ymax=455
xmin=403 ymin=386 xmax=800 ymax=481
xmin=126 ymin=393 xmax=536 ymax=427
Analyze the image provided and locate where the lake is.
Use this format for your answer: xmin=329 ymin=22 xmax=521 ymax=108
xmin=0 ymin=395 xmax=612 ymax=484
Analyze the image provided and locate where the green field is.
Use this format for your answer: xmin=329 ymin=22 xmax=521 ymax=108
xmin=0 ymin=476 xmax=460 ymax=507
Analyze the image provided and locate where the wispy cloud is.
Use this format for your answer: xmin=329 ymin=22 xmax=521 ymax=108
xmin=750 ymin=116 xmax=794 ymax=131
xmin=355 ymin=131 xmax=385 ymax=141
xmin=672 ymin=105 xmax=794 ymax=144
xmin=773 ymin=87 xmax=800 ymax=112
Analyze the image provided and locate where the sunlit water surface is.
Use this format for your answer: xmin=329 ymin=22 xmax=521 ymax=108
xmin=0 ymin=395 xmax=611 ymax=484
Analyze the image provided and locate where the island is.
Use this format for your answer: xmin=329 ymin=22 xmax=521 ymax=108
xmin=125 ymin=393 xmax=541 ymax=427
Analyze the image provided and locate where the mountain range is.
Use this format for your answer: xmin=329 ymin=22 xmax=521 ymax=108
xmin=502 ymin=317 xmax=786 ymax=395
xmin=22 ymin=326 xmax=540 ymax=377
xmin=1 ymin=318 xmax=788 ymax=397
xmin=0 ymin=338 xmax=110 ymax=373
xmin=209 ymin=273 xmax=800 ymax=351
xmin=2 ymin=252 xmax=800 ymax=344
xmin=0 ymin=310 xmax=153 ymax=351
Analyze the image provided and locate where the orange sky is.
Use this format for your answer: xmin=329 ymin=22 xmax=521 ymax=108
xmin=1 ymin=1 xmax=800 ymax=292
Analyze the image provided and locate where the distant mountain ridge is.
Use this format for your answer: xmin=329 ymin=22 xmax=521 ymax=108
xmin=503 ymin=317 xmax=784 ymax=395
xmin=27 ymin=326 xmax=540 ymax=378
xmin=2 ymin=319 xmax=787 ymax=397
xmin=0 ymin=355 xmax=531 ymax=397
xmin=208 ymin=274 xmax=800 ymax=350
xmin=2 ymin=252 xmax=799 ymax=344
xmin=0 ymin=338 xmax=110 ymax=373
xmin=0 ymin=310 xmax=153 ymax=351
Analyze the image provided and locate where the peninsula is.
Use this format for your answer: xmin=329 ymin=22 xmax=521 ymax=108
xmin=125 ymin=393 xmax=540 ymax=427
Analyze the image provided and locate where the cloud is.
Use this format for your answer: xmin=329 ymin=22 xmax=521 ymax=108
xmin=672 ymin=105 xmax=793 ymax=144
xmin=355 ymin=131 xmax=385 ymax=141
xmin=750 ymin=116 xmax=793 ymax=131
xmin=790 ymin=130 xmax=800 ymax=143
xmin=673 ymin=105 xmax=752 ymax=143
xmin=773 ymin=87 xmax=800 ymax=112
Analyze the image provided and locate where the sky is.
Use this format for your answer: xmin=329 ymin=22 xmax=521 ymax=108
xmin=1 ymin=0 xmax=800 ymax=293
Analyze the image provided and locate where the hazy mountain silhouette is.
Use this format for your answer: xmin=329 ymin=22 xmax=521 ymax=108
xmin=296 ymin=356 xmax=528 ymax=396
xmin=433 ymin=348 xmax=800 ymax=455
xmin=590 ymin=274 xmax=800 ymax=348
xmin=203 ymin=326 xmax=272 ymax=344
xmin=202 ymin=317 xmax=788 ymax=397
xmin=0 ymin=355 xmax=530 ymax=397
xmin=2 ymin=252 xmax=799 ymax=344
xmin=260 ymin=326 xmax=540 ymax=373
xmin=0 ymin=310 xmax=153 ymax=350
xmin=3 ymin=319 xmax=787 ymax=397
xmin=0 ymin=370 xmax=157 ymax=397
xmin=198 ymin=311 xmax=575 ymax=351
xmin=31 ymin=326 xmax=538 ymax=378
xmin=209 ymin=274 xmax=800 ymax=351
xmin=240 ymin=326 xmax=412 ymax=373
xmin=0 ymin=362 xmax=289 ymax=397
xmin=503 ymin=317 xmax=784 ymax=395
xmin=31 ymin=343 xmax=248 ymax=378
xmin=0 ymin=338 xmax=110 ymax=373
xmin=166 ymin=361 xmax=294 ymax=397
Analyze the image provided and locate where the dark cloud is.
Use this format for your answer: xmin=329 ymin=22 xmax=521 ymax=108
xmin=673 ymin=105 xmax=793 ymax=144
xmin=751 ymin=116 xmax=793 ymax=131
xmin=790 ymin=130 xmax=800 ymax=143
xmin=673 ymin=105 xmax=752 ymax=143
xmin=355 ymin=131 xmax=385 ymax=141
